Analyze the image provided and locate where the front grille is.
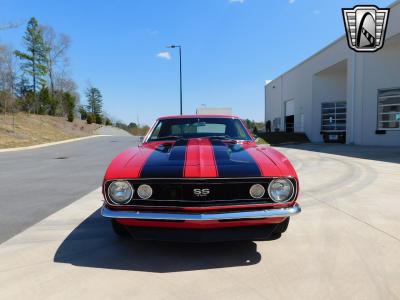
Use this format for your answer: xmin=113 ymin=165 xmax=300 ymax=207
xmin=105 ymin=178 xmax=297 ymax=208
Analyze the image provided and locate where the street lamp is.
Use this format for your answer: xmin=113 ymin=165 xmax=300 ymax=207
xmin=166 ymin=45 xmax=183 ymax=115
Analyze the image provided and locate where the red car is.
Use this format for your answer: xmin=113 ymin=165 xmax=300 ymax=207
xmin=102 ymin=115 xmax=301 ymax=242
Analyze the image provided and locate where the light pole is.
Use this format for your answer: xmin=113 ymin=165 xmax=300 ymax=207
xmin=166 ymin=45 xmax=183 ymax=115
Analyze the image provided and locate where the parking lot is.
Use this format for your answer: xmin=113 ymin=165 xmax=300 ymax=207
xmin=0 ymin=143 xmax=399 ymax=299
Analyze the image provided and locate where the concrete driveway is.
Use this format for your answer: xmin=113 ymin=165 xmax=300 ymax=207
xmin=0 ymin=144 xmax=399 ymax=299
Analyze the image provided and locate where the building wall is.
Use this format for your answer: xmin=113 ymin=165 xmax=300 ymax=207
xmin=311 ymin=61 xmax=347 ymax=142
xmin=357 ymin=36 xmax=400 ymax=145
xmin=265 ymin=1 xmax=400 ymax=146
xmin=196 ymin=107 xmax=232 ymax=115
xmin=265 ymin=39 xmax=352 ymax=140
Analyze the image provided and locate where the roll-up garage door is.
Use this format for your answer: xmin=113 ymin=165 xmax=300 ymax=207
xmin=285 ymin=99 xmax=295 ymax=132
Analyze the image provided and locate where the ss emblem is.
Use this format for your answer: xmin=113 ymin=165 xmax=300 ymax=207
xmin=193 ymin=188 xmax=210 ymax=197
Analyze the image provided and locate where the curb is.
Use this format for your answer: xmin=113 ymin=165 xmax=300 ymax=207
xmin=0 ymin=135 xmax=111 ymax=153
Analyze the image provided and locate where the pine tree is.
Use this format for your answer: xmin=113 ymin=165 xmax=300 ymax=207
xmin=62 ymin=91 xmax=76 ymax=121
xmin=14 ymin=17 xmax=48 ymax=114
xmin=85 ymin=86 xmax=103 ymax=117
xmin=38 ymin=86 xmax=51 ymax=115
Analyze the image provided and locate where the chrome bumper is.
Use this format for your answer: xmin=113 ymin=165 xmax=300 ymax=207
xmin=101 ymin=203 xmax=301 ymax=221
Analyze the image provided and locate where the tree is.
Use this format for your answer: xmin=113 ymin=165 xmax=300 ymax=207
xmin=85 ymin=86 xmax=102 ymax=119
xmin=67 ymin=110 xmax=74 ymax=122
xmin=95 ymin=114 xmax=103 ymax=125
xmin=252 ymin=126 xmax=258 ymax=136
xmin=42 ymin=25 xmax=70 ymax=99
xmin=116 ymin=121 xmax=128 ymax=131
xmin=14 ymin=76 xmax=32 ymax=112
xmin=0 ymin=22 xmax=20 ymax=31
xmin=0 ymin=45 xmax=16 ymax=118
xmin=14 ymin=17 xmax=48 ymax=114
xmin=78 ymin=105 xmax=87 ymax=120
xmin=87 ymin=113 xmax=94 ymax=124
xmin=62 ymin=92 xmax=75 ymax=121
xmin=38 ymin=86 xmax=51 ymax=114
xmin=53 ymin=73 xmax=79 ymax=116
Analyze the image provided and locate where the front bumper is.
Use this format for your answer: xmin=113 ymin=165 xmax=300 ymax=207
xmin=101 ymin=203 xmax=301 ymax=221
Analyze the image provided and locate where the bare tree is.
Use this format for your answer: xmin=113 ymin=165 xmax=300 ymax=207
xmin=0 ymin=22 xmax=20 ymax=31
xmin=54 ymin=71 xmax=80 ymax=116
xmin=41 ymin=25 xmax=70 ymax=98
xmin=0 ymin=45 xmax=16 ymax=120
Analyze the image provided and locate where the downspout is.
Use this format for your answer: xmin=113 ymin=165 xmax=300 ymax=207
xmin=264 ymin=83 xmax=267 ymax=125
xmin=350 ymin=51 xmax=357 ymax=144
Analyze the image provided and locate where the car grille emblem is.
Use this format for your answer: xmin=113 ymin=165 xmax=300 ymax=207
xmin=193 ymin=188 xmax=210 ymax=197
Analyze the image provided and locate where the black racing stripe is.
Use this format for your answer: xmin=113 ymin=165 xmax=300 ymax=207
xmin=211 ymin=140 xmax=261 ymax=177
xmin=140 ymin=140 xmax=188 ymax=178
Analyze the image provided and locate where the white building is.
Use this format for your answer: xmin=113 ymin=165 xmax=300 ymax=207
xmin=265 ymin=1 xmax=400 ymax=145
xmin=196 ymin=107 xmax=232 ymax=115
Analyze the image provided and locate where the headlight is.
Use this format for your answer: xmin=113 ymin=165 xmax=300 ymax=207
xmin=108 ymin=181 xmax=133 ymax=204
xmin=249 ymin=184 xmax=265 ymax=199
xmin=268 ymin=178 xmax=294 ymax=203
xmin=137 ymin=184 xmax=153 ymax=199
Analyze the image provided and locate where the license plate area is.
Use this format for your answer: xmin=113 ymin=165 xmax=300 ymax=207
xmin=329 ymin=134 xmax=338 ymax=140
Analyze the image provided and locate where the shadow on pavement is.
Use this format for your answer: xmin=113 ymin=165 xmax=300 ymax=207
xmin=278 ymin=143 xmax=400 ymax=164
xmin=54 ymin=209 xmax=262 ymax=273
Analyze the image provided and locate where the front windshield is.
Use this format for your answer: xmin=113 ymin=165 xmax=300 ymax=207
xmin=147 ymin=118 xmax=252 ymax=141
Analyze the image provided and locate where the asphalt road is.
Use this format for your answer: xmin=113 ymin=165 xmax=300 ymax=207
xmin=0 ymin=134 xmax=138 ymax=244
xmin=0 ymin=142 xmax=399 ymax=299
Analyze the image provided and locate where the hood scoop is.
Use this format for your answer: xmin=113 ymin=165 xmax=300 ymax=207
xmin=211 ymin=140 xmax=252 ymax=163
xmin=154 ymin=140 xmax=188 ymax=161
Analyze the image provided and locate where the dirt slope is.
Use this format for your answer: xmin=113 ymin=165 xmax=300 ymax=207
xmin=0 ymin=113 xmax=100 ymax=149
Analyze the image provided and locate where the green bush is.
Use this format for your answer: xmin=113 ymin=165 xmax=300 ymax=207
xmin=105 ymin=118 xmax=112 ymax=126
xmin=67 ymin=110 xmax=74 ymax=122
xmin=95 ymin=114 xmax=103 ymax=124
xmin=255 ymin=137 xmax=268 ymax=145
xmin=87 ymin=114 xmax=94 ymax=124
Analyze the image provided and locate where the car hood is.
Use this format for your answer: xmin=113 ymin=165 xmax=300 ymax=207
xmin=105 ymin=138 xmax=297 ymax=180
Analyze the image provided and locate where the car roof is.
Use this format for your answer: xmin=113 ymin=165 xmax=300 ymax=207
xmin=157 ymin=114 xmax=240 ymax=120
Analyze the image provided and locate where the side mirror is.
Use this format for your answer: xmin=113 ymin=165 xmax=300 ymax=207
xmin=139 ymin=136 xmax=144 ymax=143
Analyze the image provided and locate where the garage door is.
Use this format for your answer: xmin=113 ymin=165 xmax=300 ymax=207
xmin=285 ymin=100 xmax=295 ymax=116
xmin=285 ymin=100 xmax=295 ymax=132
xmin=321 ymin=101 xmax=347 ymax=143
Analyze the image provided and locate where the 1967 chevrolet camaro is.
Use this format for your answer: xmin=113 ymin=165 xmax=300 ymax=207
xmin=101 ymin=115 xmax=301 ymax=241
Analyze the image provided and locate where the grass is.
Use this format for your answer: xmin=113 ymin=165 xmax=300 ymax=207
xmin=0 ymin=113 xmax=100 ymax=149
xmin=255 ymin=137 xmax=268 ymax=145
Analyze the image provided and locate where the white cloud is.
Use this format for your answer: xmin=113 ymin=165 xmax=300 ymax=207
xmin=229 ymin=0 xmax=245 ymax=4
xmin=157 ymin=52 xmax=171 ymax=60
xmin=146 ymin=28 xmax=159 ymax=35
xmin=288 ymin=0 xmax=295 ymax=4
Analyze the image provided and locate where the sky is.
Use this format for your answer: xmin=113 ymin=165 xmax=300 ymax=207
xmin=0 ymin=0 xmax=394 ymax=125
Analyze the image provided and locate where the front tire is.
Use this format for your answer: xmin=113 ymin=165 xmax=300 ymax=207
xmin=111 ymin=219 xmax=129 ymax=237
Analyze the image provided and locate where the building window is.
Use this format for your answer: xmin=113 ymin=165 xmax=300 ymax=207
xmin=378 ymin=88 xmax=400 ymax=130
